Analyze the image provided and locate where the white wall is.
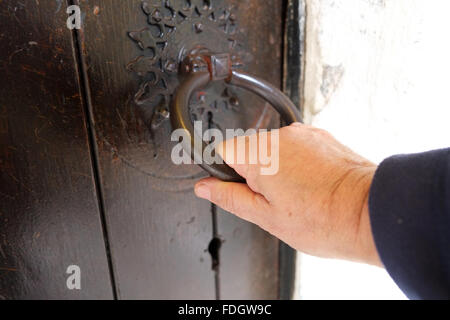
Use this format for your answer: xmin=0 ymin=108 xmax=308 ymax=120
xmin=297 ymin=0 xmax=450 ymax=300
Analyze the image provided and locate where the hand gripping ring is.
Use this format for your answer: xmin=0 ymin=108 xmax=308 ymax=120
xmin=171 ymin=53 xmax=302 ymax=182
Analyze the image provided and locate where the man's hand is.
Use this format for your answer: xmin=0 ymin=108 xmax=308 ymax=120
xmin=194 ymin=123 xmax=382 ymax=266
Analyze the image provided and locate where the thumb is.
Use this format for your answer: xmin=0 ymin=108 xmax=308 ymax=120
xmin=194 ymin=177 xmax=271 ymax=225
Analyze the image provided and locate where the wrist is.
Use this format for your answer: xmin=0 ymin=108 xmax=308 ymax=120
xmin=354 ymin=168 xmax=383 ymax=267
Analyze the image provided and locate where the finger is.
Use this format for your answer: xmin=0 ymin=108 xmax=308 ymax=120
xmin=215 ymin=131 xmax=278 ymax=180
xmin=195 ymin=177 xmax=271 ymax=225
xmin=290 ymin=122 xmax=304 ymax=128
xmin=215 ymin=135 xmax=254 ymax=180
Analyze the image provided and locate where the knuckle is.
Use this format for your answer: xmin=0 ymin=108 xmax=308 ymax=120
xmin=245 ymin=165 xmax=259 ymax=182
xmin=281 ymin=125 xmax=299 ymax=135
xmin=311 ymin=127 xmax=331 ymax=138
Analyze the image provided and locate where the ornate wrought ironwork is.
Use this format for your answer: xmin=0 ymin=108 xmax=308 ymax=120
xmin=127 ymin=0 xmax=246 ymax=133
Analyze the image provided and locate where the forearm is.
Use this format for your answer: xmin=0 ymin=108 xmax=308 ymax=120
xmin=369 ymin=148 xmax=450 ymax=299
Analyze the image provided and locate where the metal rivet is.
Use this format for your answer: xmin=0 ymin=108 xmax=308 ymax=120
xmin=230 ymin=97 xmax=239 ymax=107
xmin=152 ymin=9 xmax=162 ymax=22
xmin=194 ymin=22 xmax=204 ymax=33
xmin=165 ymin=60 xmax=177 ymax=73
xmin=160 ymin=108 xmax=170 ymax=119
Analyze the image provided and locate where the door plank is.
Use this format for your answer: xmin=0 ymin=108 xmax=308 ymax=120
xmin=74 ymin=0 xmax=215 ymax=299
xmin=0 ymin=0 xmax=114 ymax=299
xmin=75 ymin=0 xmax=286 ymax=299
xmin=216 ymin=0 xmax=283 ymax=299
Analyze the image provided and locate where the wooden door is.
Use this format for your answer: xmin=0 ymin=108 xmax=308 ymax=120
xmin=0 ymin=0 xmax=113 ymax=299
xmin=0 ymin=0 xmax=302 ymax=299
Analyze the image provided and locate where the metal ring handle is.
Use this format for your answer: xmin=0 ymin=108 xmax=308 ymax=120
xmin=171 ymin=70 xmax=302 ymax=182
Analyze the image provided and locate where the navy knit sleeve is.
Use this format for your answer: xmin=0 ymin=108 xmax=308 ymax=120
xmin=368 ymin=148 xmax=450 ymax=300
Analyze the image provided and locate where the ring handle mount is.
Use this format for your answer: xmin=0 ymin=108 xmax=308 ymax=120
xmin=171 ymin=52 xmax=302 ymax=182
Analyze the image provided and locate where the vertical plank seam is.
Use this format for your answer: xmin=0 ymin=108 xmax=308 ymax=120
xmin=211 ymin=204 xmax=221 ymax=300
xmin=67 ymin=0 xmax=119 ymax=300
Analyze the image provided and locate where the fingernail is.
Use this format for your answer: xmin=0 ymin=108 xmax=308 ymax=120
xmin=195 ymin=183 xmax=211 ymax=200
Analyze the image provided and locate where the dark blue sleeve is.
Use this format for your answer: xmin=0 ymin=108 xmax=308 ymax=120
xmin=368 ymin=148 xmax=450 ymax=300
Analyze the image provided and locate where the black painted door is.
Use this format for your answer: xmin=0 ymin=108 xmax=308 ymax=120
xmin=0 ymin=0 xmax=301 ymax=300
xmin=0 ymin=0 xmax=113 ymax=299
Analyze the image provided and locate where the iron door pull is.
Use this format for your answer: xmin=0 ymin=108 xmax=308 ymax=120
xmin=171 ymin=52 xmax=302 ymax=182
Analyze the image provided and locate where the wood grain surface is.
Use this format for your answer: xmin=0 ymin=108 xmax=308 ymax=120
xmin=0 ymin=0 xmax=292 ymax=300
xmin=0 ymin=0 xmax=114 ymax=299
